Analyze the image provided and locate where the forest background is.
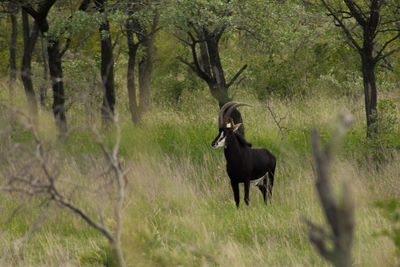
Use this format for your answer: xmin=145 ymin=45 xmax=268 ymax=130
xmin=0 ymin=0 xmax=400 ymax=266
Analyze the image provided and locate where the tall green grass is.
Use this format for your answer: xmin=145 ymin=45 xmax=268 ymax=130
xmin=0 ymin=87 xmax=399 ymax=266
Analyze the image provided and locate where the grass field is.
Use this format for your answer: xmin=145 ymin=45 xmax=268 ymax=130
xmin=0 ymin=86 xmax=399 ymax=266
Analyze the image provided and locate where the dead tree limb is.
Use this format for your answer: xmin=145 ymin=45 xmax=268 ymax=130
xmin=0 ymin=103 xmax=127 ymax=267
xmin=305 ymin=113 xmax=355 ymax=267
xmin=265 ymin=100 xmax=288 ymax=140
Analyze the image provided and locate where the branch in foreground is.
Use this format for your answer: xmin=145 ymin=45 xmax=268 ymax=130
xmin=0 ymin=105 xmax=127 ymax=267
xmin=305 ymin=113 xmax=355 ymax=267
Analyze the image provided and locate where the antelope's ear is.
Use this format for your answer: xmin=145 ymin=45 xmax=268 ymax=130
xmin=232 ymin=123 xmax=242 ymax=132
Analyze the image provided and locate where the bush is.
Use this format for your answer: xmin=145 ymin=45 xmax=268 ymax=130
xmin=376 ymin=199 xmax=400 ymax=259
xmin=364 ymin=99 xmax=400 ymax=163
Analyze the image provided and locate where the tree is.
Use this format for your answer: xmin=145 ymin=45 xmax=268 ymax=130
xmin=39 ymin=0 xmax=92 ymax=108
xmin=7 ymin=2 xmax=18 ymax=97
xmin=21 ymin=0 xmax=69 ymax=134
xmin=320 ymin=0 xmax=400 ymax=137
xmin=95 ymin=0 xmax=116 ymax=128
xmin=123 ymin=0 xmax=159 ymax=124
xmin=39 ymin=30 xmax=49 ymax=107
xmin=23 ymin=0 xmax=94 ymax=134
xmin=20 ymin=8 xmax=40 ymax=124
xmin=233 ymin=1 xmax=334 ymax=98
xmin=137 ymin=12 xmax=158 ymax=116
xmin=0 ymin=1 xmax=20 ymax=102
xmin=170 ymin=0 xmax=247 ymax=134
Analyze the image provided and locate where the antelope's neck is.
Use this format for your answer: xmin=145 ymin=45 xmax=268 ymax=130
xmin=224 ymin=134 xmax=242 ymax=162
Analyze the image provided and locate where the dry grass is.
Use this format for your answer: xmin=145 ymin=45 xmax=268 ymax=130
xmin=0 ymin=87 xmax=399 ymax=266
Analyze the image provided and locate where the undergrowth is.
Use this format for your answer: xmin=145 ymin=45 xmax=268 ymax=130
xmin=0 ymin=87 xmax=399 ymax=266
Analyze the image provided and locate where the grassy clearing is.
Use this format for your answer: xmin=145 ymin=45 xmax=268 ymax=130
xmin=0 ymin=87 xmax=399 ymax=266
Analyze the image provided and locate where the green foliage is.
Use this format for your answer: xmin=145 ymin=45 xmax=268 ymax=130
xmin=376 ymin=199 xmax=400 ymax=258
xmin=153 ymin=71 xmax=203 ymax=105
xmin=318 ymin=71 xmax=363 ymax=99
xmin=48 ymin=10 xmax=97 ymax=42
xmin=363 ymin=99 xmax=400 ymax=163
xmin=235 ymin=1 xmax=362 ymax=98
xmin=0 ymin=19 xmax=11 ymax=76
xmin=154 ymin=76 xmax=185 ymax=103
xmin=164 ymin=0 xmax=234 ymax=32
xmin=376 ymin=99 xmax=399 ymax=137
xmin=152 ymin=31 xmax=204 ymax=105
xmin=248 ymin=57 xmax=307 ymax=98
xmin=62 ymin=56 xmax=102 ymax=113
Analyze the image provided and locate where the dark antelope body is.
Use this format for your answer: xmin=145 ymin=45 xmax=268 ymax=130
xmin=211 ymin=102 xmax=276 ymax=208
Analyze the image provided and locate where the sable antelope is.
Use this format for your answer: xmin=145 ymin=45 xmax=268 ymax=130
xmin=211 ymin=102 xmax=276 ymax=208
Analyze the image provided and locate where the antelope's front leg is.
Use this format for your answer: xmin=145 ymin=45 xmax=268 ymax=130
xmin=230 ymin=180 xmax=240 ymax=208
xmin=244 ymin=180 xmax=250 ymax=206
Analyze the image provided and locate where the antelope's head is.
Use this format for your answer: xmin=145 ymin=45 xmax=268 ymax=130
xmin=211 ymin=102 xmax=250 ymax=148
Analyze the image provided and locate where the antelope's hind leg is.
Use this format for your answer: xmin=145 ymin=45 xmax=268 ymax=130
xmin=244 ymin=180 xmax=250 ymax=206
xmin=257 ymin=176 xmax=267 ymax=205
xmin=267 ymin=169 xmax=275 ymax=205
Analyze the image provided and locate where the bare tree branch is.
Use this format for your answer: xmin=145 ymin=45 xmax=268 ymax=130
xmin=0 ymin=103 xmax=127 ymax=267
xmin=321 ymin=0 xmax=362 ymax=52
xmin=226 ymin=64 xmax=247 ymax=88
xmin=343 ymin=0 xmax=367 ymax=26
xmin=375 ymin=33 xmax=400 ymax=62
xmin=306 ymin=113 xmax=355 ymax=267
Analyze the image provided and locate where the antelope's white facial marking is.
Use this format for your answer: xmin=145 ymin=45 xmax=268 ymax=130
xmin=212 ymin=130 xmax=226 ymax=148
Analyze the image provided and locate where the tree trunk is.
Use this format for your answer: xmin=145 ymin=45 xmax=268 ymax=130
xmin=95 ymin=0 xmax=116 ymax=128
xmin=204 ymin=34 xmax=244 ymax=135
xmin=206 ymin=38 xmax=243 ymax=132
xmin=126 ymin=26 xmax=139 ymax=124
xmin=22 ymin=0 xmax=67 ymax=135
xmin=21 ymin=9 xmax=39 ymax=123
xmin=206 ymin=37 xmax=227 ymax=89
xmin=138 ymin=14 xmax=158 ymax=115
xmin=198 ymin=32 xmax=212 ymax=77
xmin=100 ymin=28 xmax=116 ymax=128
xmin=138 ymin=47 xmax=153 ymax=114
xmin=40 ymin=33 xmax=49 ymax=107
xmin=361 ymin=45 xmax=378 ymax=137
xmin=179 ymin=26 xmax=246 ymax=135
xmin=48 ymin=39 xmax=67 ymax=134
xmin=8 ymin=8 xmax=18 ymax=98
xmin=362 ymin=60 xmax=377 ymax=137
xmin=209 ymin=83 xmax=230 ymax=105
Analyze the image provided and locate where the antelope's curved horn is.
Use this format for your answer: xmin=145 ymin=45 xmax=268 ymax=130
xmin=218 ymin=102 xmax=237 ymax=128
xmin=218 ymin=102 xmax=251 ymax=127
xmin=223 ymin=102 xmax=251 ymax=125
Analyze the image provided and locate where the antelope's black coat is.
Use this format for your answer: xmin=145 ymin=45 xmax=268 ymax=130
xmin=213 ymin=127 xmax=276 ymax=208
